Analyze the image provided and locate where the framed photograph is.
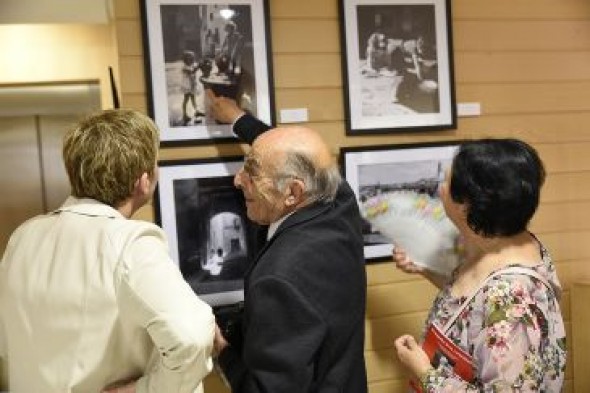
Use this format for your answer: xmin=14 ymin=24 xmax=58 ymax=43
xmin=154 ymin=157 xmax=260 ymax=306
xmin=339 ymin=0 xmax=456 ymax=134
xmin=340 ymin=141 xmax=460 ymax=262
xmin=141 ymin=0 xmax=275 ymax=145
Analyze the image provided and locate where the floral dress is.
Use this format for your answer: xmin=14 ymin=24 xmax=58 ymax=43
xmin=420 ymin=242 xmax=567 ymax=392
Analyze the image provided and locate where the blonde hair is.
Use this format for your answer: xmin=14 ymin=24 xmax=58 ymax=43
xmin=63 ymin=109 xmax=160 ymax=207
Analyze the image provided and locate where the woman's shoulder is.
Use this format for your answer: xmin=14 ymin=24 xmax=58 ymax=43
xmin=478 ymin=263 xmax=562 ymax=325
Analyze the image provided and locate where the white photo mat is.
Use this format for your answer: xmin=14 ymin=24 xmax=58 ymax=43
xmin=155 ymin=157 xmax=251 ymax=306
xmin=142 ymin=0 xmax=274 ymax=145
xmin=340 ymin=0 xmax=456 ymax=134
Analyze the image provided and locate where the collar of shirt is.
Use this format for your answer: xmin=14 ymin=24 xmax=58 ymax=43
xmin=54 ymin=196 xmax=124 ymax=219
xmin=267 ymin=211 xmax=294 ymax=241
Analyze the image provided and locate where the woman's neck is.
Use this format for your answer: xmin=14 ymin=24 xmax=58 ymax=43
xmin=452 ymin=231 xmax=540 ymax=295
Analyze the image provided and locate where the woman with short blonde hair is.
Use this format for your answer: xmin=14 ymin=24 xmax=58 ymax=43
xmin=63 ymin=109 xmax=159 ymax=207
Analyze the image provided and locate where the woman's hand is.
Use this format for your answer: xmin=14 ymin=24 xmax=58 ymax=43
xmin=392 ymin=247 xmax=425 ymax=274
xmin=393 ymin=247 xmax=449 ymax=289
xmin=394 ymin=334 xmax=432 ymax=380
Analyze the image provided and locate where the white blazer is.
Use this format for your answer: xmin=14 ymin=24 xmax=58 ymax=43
xmin=0 ymin=197 xmax=214 ymax=393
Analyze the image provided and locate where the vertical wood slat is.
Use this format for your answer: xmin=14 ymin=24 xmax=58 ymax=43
xmin=572 ymin=283 xmax=590 ymax=392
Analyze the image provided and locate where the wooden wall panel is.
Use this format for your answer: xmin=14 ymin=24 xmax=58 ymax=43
xmin=457 ymin=82 xmax=590 ymax=115
xmin=561 ymin=291 xmax=571 ymax=321
xmin=552 ymin=260 xmax=590 ymax=290
xmin=270 ymin=0 xmax=337 ymax=19
xmin=455 ymin=52 xmax=590 ymax=83
xmin=572 ymin=282 xmax=590 ymax=392
xmin=119 ymin=93 xmax=148 ymax=113
xmin=273 ymin=54 xmax=342 ymax=88
xmin=112 ymin=0 xmax=140 ymax=19
xmin=117 ymin=57 xmax=146 ymax=94
xmin=115 ymin=20 xmax=143 ymax=56
xmin=539 ymin=231 xmax=590 ymax=261
xmin=543 ymin=172 xmax=590 ymax=203
xmin=405 ymin=113 xmax=590 ymax=143
xmin=365 ymin=348 xmax=406 ymax=382
xmin=453 ymin=0 xmax=590 ymax=20
xmin=365 ymin=312 xmax=429 ymax=351
xmin=366 ymin=281 xmax=437 ymax=319
xmin=535 ymin=143 xmax=590 ymax=173
xmin=454 ymin=20 xmax=590 ymax=51
xmin=367 ymin=262 xmax=419 ymax=286
xmin=532 ymin=201 xmax=590 ymax=233
xmin=272 ymin=121 xmax=468 ymax=153
xmin=157 ymin=144 xmax=246 ymax=161
xmin=113 ymin=0 xmax=590 ymax=390
xmin=368 ymin=379 xmax=410 ymax=393
xmin=275 ymin=88 xmax=343 ymax=121
xmin=271 ymin=20 xmax=339 ymax=53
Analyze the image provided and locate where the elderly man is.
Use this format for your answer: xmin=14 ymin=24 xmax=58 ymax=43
xmin=207 ymin=90 xmax=368 ymax=393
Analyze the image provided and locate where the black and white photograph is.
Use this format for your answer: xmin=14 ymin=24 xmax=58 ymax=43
xmin=339 ymin=0 xmax=456 ymax=134
xmin=154 ymin=157 xmax=259 ymax=306
xmin=340 ymin=142 xmax=459 ymax=261
xmin=141 ymin=0 xmax=275 ymax=145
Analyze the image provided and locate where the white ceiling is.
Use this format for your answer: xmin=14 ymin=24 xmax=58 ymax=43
xmin=0 ymin=0 xmax=113 ymax=24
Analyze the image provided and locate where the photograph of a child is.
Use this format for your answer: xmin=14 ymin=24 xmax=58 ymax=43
xmin=142 ymin=0 xmax=274 ymax=143
xmin=159 ymin=4 xmax=256 ymax=127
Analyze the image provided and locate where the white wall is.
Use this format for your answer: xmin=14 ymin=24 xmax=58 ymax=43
xmin=0 ymin=0 xmax=112 ymax=24
xmin=0 ymin=23 xmax=119 ymax=109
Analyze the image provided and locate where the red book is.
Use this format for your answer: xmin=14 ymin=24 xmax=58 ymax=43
xmin=410 ymin=323 xmax=475 ymax=392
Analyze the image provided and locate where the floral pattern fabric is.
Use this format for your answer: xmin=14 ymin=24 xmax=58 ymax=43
xmin=421 ymin=242 xmax=567 ymax=392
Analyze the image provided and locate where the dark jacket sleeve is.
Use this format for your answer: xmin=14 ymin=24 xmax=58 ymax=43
xmin=218 ymin=276 xmax=327 ymax=392
xmin=233 ymin=113 xmax=271 ymax=144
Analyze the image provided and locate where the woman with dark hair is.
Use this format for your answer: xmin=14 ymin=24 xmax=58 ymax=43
xmin=393 ymin=138 xmax=566 ymax=392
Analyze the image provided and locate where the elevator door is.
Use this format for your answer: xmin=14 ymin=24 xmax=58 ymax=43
xmin=0 ymin=82 xmax=101 ymax=255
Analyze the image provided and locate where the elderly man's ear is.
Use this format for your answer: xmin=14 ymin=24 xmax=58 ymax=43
xmin=285 ymin=178 xmax=305 ymax=207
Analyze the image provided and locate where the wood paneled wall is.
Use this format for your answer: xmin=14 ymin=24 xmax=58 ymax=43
xmin=572 ymin=282 xmax=590 ymax=392
xmin=113 ymin=0 xmax=590 ymax=391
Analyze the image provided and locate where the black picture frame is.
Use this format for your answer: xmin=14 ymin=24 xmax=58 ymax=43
xmin=140 ymin=0 xmax=275 ymax=146
xmin=340 ymin=141 xmax=460 ymax=262
xmin=339 ymin=0 xmax=456 ymax=135
xmin=154 ymin=157 xmax=260 ymax=306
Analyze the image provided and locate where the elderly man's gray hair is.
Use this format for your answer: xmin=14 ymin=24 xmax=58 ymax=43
xmin=274 ymin=150 xmax=342 ymax=203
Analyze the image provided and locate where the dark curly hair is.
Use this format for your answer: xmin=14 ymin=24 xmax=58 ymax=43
xmin=449 ymin=138 xmax=545 ymax=237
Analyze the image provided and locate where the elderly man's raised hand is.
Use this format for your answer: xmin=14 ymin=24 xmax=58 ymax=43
xmin=206 ymin=89 xmax=245 ymax=124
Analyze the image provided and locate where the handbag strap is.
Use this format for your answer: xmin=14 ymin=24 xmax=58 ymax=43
xmin=441 ymin=265 xmax=554 ymax=333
